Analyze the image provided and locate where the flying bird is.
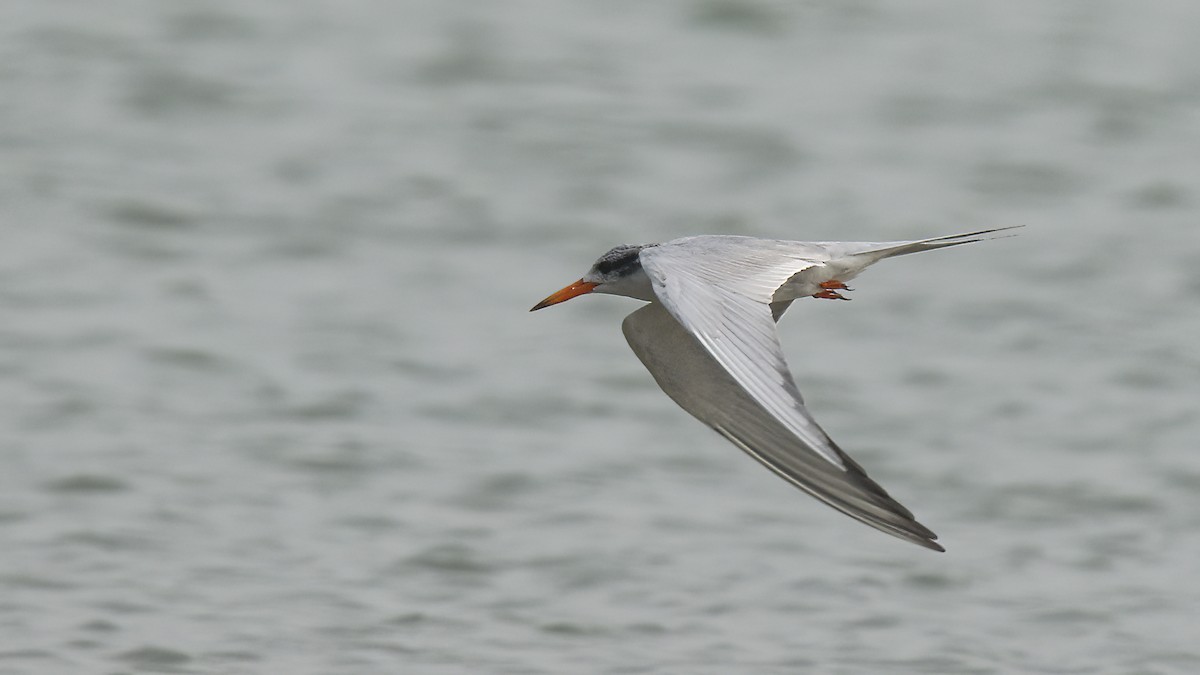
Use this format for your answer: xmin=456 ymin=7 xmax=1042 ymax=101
xmin=530 ymin=227 xmax=1019 ymax=551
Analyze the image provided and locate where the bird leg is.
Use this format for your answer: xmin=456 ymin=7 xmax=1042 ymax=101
xmin=813 ymin=279 xmax=852 ymax=301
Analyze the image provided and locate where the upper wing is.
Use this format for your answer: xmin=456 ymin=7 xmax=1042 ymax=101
xmin=638 ymin=242 xmax=841 ymax=466
xmin=622 ymin=302 xmax=942 ymax=551
xmin=634 ymin=242 xmax=942 ymax=550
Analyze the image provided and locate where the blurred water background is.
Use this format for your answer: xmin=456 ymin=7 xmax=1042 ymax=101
xmin=2 ymin=1 xmax=1200 ymax=673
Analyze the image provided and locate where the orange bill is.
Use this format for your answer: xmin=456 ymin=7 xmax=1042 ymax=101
xmin=530 ymin=279 xmax=599 ymax=311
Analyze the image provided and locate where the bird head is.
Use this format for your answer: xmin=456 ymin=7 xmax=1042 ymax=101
xmin=530 ymin=244 xmax=653 ymax=311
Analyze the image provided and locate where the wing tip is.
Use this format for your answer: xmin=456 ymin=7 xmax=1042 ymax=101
xmin=714 ymin=425 xmax=947 ymax=553
xmin=862 ymin=511 xmax=945 ymax=552
xmin=907 ymin=530 xmax=946 ymax=552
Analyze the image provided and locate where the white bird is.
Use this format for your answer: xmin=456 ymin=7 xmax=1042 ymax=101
xmin=531 ymin=227 xmax=1019 ymax=551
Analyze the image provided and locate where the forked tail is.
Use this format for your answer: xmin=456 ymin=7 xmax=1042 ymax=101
xmin=855 ymin=225 xmax=1023 ymax=262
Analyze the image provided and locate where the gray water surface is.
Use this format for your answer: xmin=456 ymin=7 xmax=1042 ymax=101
xmin=3 ymin=1 xmax=1200 ymax=673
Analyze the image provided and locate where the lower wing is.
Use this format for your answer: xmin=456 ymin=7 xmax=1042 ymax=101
xmin=621 ymin=303 xmax=943 ymax=551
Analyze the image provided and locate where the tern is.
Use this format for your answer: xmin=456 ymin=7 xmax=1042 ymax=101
xmin=531 ymin=227 xmax=1018 ymax=551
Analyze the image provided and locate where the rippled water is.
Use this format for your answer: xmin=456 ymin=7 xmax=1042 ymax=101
xmin=3 ymin=1 xmax=1200 ymax=673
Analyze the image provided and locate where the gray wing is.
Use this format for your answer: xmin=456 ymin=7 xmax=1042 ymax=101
xmin=639 ymin=246 xmax=844 ymax=467
xmin=622 ymin=303 xmax=942 ymax=551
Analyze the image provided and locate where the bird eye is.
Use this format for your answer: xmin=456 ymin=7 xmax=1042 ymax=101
xmin=595 ymin=246 xmax=637 ymax=275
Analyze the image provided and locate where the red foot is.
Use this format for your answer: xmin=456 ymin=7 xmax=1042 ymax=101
xmin=813 ymin=279 xmax=852 ymax=300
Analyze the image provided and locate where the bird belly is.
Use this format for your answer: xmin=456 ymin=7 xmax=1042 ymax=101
xmin=772 ymin=260 xmax=865 ymax=302
xmin=772 ymin=265 xmax=836 ymax=301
